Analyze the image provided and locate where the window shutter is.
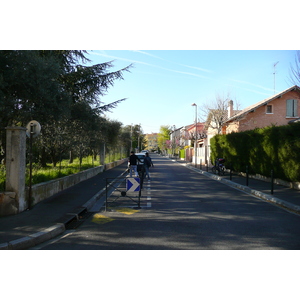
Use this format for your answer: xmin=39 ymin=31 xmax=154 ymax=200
xmin=287 ymin=99 xmax=294 ymax=117
xmin=293 ymin=99 xmax=298 ymax=117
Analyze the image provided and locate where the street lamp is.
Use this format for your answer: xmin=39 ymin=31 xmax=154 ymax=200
xmin=191 ymin=103 xmax=197 ymax=168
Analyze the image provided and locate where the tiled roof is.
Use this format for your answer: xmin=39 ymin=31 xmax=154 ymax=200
xmin=186 ymin=122 xmax=205 ymax=131
xmin=226 ymin=85 xmax=300 ymax=122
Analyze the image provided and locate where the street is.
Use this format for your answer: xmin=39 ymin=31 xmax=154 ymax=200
xmin=35 ymin=154 xmax=300 ymax=250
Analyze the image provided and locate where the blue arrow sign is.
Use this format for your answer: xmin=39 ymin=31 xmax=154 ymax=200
xmin=127 ymin=178 xmax=140 ymax=192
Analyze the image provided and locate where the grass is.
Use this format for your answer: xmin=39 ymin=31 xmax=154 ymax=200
xmin=0 ymin=166 xmax=5 ymax=191
xmin=28 ymin=156 xmax=95 ymax=185
xmin=0 ymin=153 xmax=127 ymax=191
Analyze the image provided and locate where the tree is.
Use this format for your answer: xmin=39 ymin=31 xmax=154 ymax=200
xmin=132 ymin=124 xmax=145 ymax=151
xmin=119 ymin=127 xmax=132 ymax=156
xmin=201 ymin=92 xmax=241 ymax=135
xmin=157 ymin=125 xmax=171 ymax=153
xmin=122 ymin=124 xmax=146 ymax=152
xmin=0 ymin=49 xmax=132 ymax=126
xmin=0 ymin=50 xmax=68 ymax=157
xmin=289 ymin=50 xmax=300 ymax=86
xmin=0 ymin=51 xmax=76 ymax=125
xmin=0 ymin=50 xmax=132 ymax=161
xmin=58 ymin=54 xmax=131 ymax=112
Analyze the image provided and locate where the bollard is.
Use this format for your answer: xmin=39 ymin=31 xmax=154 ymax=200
xmin=246 ymin=166 xmax=249 ymax=186
xmin=140 ymin=167 xmax=145 ymax=189
xmin=230 ymin=164 xmax=232 ymax=181
xmin=271 ymin=170 xmax=274 ymax=195
xmin=137 ymin=169 xmax=144 ymax=209
xmin=138 ymin=187 xmax=141 ymax=209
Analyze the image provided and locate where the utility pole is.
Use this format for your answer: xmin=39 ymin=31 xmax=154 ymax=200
xmin=130 ymin=124 xmax=133 ymax=152
xmin=191 ymin=103 xmax=197 ymax=168
xmin=138 ymin=123 xmax=141 ymax=152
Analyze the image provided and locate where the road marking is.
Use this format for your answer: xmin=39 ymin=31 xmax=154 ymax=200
xmin=146 ymin=180 xmax=152 ymax=208
xmin=114 ymin=208 xmax=138 ymax=215
xmin=30 ymin=230 xmax=76 ymax=250
xmin=92 ymin=213 xmax=114 ymax=224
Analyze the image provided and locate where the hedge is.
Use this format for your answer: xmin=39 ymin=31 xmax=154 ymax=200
xmin=210 ymin=123 xmax=300 ymax=182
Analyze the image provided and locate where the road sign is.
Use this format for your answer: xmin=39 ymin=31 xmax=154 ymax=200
xmin=127 ymin=178 xmax=140 ymax=192
xmin=26 ymin=120 xmax=41 ymax=138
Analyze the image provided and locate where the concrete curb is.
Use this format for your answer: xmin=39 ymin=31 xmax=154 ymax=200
xmin=0 ymin=169 xmax=128 ymax=250
xmin=220 ymin=177 xmax=300 ymax=213
xmin=0 ymin=224 xmax=65 ymax=250
xmin=178 ymin=160 xmax=300 ymax=214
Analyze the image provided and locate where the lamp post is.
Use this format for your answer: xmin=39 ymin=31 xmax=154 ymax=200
xmin=191 ymin=103 xmax=197 ymax=168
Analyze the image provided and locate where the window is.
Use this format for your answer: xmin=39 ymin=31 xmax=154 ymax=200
xmin=286 ymin=99 xmax=298 ymax=117
xmin=266 ymin=105 xmax=273 ymax=114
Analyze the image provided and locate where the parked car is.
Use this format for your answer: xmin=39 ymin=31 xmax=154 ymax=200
xmin=135 ymin=152 xmax=146 ymax=167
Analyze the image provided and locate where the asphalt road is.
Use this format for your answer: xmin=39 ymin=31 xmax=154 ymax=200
xmin=35 ymin=154 xmax=300 ymax=250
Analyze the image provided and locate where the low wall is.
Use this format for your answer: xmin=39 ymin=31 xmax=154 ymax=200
xmin=29 ymin=158 xmax=127 ymax=206
xmin=0 ymin=158 xmax=127 ymax=216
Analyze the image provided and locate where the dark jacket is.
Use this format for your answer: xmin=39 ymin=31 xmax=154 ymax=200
xmin=143 ymin=156 xmax=153 ymax=167
xmin=129 ymin=154 xmax=140 ymax=165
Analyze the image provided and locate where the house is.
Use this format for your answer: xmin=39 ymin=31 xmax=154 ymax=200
xmin=188 ymin=122 xmax=208 ymax=164
xmin=201 ymin=85 xmax=300 ymax=166
xmin=179 ymin=85 xmax=300 ymax=166
xmin=186 ymin=122 xmax=206 ymax=142
xmin=201 ymin=99 xmax=242 ymax=165
xmin=168 ymin=127 xmax=182 ymax=155
xmin=169 ymin=125 xmax=196 ymax=150
xmin=224 ymin=85 xmax=300 ymax=134
xmin=173 ymin=123 xmax=207 ymax=163
xmin=179 ymin=125 xmax=191 ymax=147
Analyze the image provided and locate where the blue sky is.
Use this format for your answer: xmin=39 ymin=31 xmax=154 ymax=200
xmin=87 ymin=50 xmax=297 ymax=134
xmin=4 ymin=1 xmax=298 ymax=135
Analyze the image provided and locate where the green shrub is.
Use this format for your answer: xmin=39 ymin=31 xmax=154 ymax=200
xmin=211 ymin=123 xmax=300 ymax=182
xmin=179 ymin=149 xmax=185 ymax=159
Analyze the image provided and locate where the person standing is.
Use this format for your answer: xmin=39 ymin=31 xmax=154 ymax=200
xmin=128 ymin=151 xmax=142 ymax=177
xmin=143 ymin=152 xmax=154 ymax=180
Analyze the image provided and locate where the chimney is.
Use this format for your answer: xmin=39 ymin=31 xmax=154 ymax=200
xmin=228 ymin=100 xmax=233 ymax=118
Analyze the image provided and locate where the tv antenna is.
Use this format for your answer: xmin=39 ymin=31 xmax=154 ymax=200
xmin=273 ymin=61 xmax=279 ymax=94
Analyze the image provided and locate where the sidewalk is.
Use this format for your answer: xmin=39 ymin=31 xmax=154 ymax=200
xmin=175 ymin=158 xmax=300 ymax=215
xmin=0 ymin=162 xmax=128 ymax=250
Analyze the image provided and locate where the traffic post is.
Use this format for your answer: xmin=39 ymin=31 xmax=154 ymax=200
xmin=127 ymin=178 xmax=141 ymax=208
